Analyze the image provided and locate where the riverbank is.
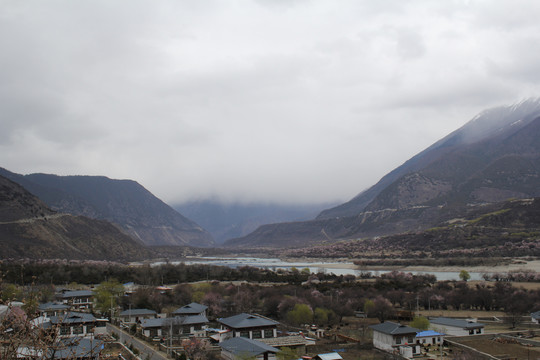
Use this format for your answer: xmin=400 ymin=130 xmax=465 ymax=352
xmin=284 ymin=257 xmax=540 ymax=275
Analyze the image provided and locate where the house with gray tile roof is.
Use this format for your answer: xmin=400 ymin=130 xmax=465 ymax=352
xmin=219 ymin=337 xmax=278 ymax=360
xmin=38 ymin=302 xmax=70 ymax=317
xmin=48 ymin=312 xmax=98 ymax=338
xmin=18 ymin=337 xmax=104 ymax=359
xmin=218 ymin=313 xmax=279 ymax=341
xmin=369 ymin=321 xmax=421 ymax=358
xmin=50 ymin=337 xmax=104 ymax=359
xmin=118 ymin=308 xmax=157 ymax=324
xmin=140 ymin=318 xmax=165 ymax=339
xmin=140 ymin=314 xmax=209 ymax=340
xmin=173 ymin=302 xmax=208 ymax=317
xmin=58 ymin=290 xmax=94 ymax=312
xmin=429 ymin=317 xmax=484 ymax=336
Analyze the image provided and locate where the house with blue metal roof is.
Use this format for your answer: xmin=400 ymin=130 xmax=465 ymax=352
xmin=415 ymin=330 xmax=444 ymax=346
xmin=369 ymin=321 xmax=421 ymax=358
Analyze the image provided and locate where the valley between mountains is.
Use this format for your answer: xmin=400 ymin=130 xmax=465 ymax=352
xmin=2 ymin=99 xmax=540 ymax=269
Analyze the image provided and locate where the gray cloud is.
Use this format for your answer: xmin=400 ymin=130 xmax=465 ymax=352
xmin=2 ymin=0 xmax=540 ymax=205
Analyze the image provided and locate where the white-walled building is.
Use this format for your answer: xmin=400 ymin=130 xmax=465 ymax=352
xmin=429 ymin=317 xmax=484 ymax=336
xmin=48 ymin=312 xmax=102 ymax=338
xmin=140 ymin=315 xmax=209 ymax=339
xmin=369 ymin=321 xmax=421 ymax=358
xmin=119 ymin=308 xmax=157 ymax=324
xmin=218 ymin=313 xmax=278 ymax=342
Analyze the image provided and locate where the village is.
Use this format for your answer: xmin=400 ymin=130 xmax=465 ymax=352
xmin=4 ymin=270 xmax=540 ymax=360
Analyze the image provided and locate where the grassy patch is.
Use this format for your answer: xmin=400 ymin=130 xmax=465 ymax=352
xmin=468 ymin=209 xmax=511 ymax=224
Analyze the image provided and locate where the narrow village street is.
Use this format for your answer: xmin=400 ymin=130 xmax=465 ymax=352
xmin=107 ymin=323 xmax=169 ymax=360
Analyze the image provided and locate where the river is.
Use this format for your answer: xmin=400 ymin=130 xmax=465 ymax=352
xmin=153 ymin=256 xmax=484 ymax=281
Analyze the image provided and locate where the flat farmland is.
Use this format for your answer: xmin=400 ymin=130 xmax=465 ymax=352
xmin=453 ymin=336 xmax=540 ymax=360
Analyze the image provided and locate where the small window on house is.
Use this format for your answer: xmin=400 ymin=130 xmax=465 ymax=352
xmin=240 ymin=331 xmax=249 ymax=338
xmin=469 ymin=329 xmax=474 ymax=335
xmin=396 ymin=336 xmax=401 ymax=345
xmin=476 ymin=328 xmax=481 ymax=334
xmin=408 ymin=336 xmax=414 ymax=343
xmin=60 ymin=326 xmax=70 ymax=336
xmin=264 ymin=329 xmax=274 ymax=338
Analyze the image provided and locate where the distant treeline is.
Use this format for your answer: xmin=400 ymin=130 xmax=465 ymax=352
xmin=354 ymin=257 xmax=509 ymax=267
xmin=0 ymin=259 xmax=323 ymax=286
xmin=3 ymin=260 xmax=540 ymax=329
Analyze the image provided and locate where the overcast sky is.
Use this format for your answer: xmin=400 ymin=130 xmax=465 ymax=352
xmin=2 ymin=0 xmax=540 ymax=205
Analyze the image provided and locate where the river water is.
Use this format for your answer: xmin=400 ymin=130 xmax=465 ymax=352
xmin=158 ymin=256 xmax=483 ymax=281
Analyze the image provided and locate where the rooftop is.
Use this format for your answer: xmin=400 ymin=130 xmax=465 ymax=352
xmin=314 ymin=353 xmax=343 ymax=360
xmin=49 ymin=312 xmax=97 ymax=325
xmin=119 ymin=308 xmax=157 ymax=317
xmin=369 ymin=321 xmax=420 ymax=335
xmin=140 ymin=315 xmax=209 ymax=328
xmin=219 ymin=337 xmax=278 ymax=357
xmin=38 ymin=302 xmax=70 ymax=311
xmin=430 ymin=317 xmax=485 ymax=329
xmin=219 ymin=313 xmax=279 ymax=329
xmin=259 ymin=334 xmax=307 ymax=347
xmin=51 ymin=337 xmax=104 ymax=359
xmin=416 ymin=330 xmax=445 ymax=337
xmin=173 ymin=302 xmax=208 ymax=315
xmin=60 ymin=290 xmax=94 ymax=298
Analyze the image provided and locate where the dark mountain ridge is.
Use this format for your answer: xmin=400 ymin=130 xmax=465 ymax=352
xmin=0 ymin=174 xmax=153 ymax=260
xmin=0 ymin=169 xmax=214 ymax=247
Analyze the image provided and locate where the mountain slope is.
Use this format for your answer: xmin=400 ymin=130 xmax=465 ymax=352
xmin=281 ymin=198 xmax=540 ymax=261
xmin=0 ymin=175 xmax=154 ymax=260
xmin=227 ymin=99 xmax=540 ymax=248
xmin=318 ymin=98 xmax=540 ymax=219
xmin=0 ymin=169 xmax=214 ymax=247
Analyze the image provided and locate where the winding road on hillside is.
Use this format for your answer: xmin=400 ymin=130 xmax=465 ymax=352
xmin=0 ymin=213 xmax=69 ymax=225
